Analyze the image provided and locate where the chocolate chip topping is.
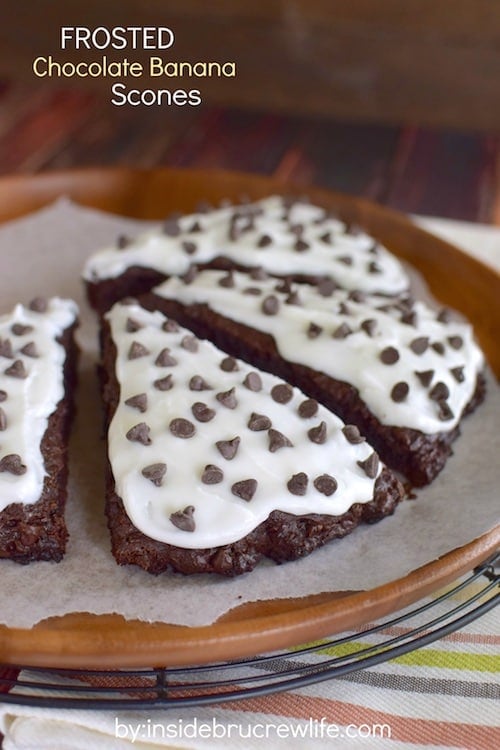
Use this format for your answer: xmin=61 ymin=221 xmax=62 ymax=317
xmin=401 ymin=311 xmax=417 ymax=326
xmin=243 ymin=286 xmax=262 ymax=296
xmin=0 ymin=339 xmax=14 ymax=359
xmin=220 ymin=356 xmax=239 ymax=372
xmin=332 ymin=322 xmax=352 ymax=339
xmin=29 ymin=297 xmax=48 ymax=313
xmin=380 ymin=346 xmax=400 ymax=365
xmin=415 ymin=369 xmax=434 ymax=387
xmin=154 ymin=374 xmax=174 ymax=391
xmin=162 ymin=319 xmax=179 ymax=333
xmin=0 ymin=390 xmax=6 ymax=402
xmin=0 ymin=454 xmax=27 ymax=475
xmin=182 ymin=265 xmax=199 ymax=285
xmin=308 ymin=421 xmax=327 ymax=444
xmin=243 ymin=372 xmax=262 ymax=392
xmin=262 ymin=295 xmax=279 ymax=315
xmin=429 ymin=381 xmax=450 ymax=401
xmin=298 ymin=398 xmax=319 ymax=419
xmin=257 ymin=234 xmax=273 ymax=248
xmin=437 ymin=308 xmax=452 ymax=323
xmin=307 ymin=322 xmax=323 ymax=339
xmin=338 ymin=302 xmax=351 ymax=316
xmin=271 ymin=383 xmax=293 ymax=404
xmin=342 ymin=424 xmax=365 ymax=444
xmin=189 ymin=375 xmax=212 ymax=391
xmin=247 ymin=412 xmax=271 ymax=431
xmin=287 ymin=472 xmax=308 ymax=495
xmin=268 ymin=428 xmax=293 ymax=452
xmin=5 ymin=360 xmax=27 ymax=378
xmin=201 ymin=464 xmax=224 ymax=484
xmin=319 ymin=231 xmax=332 ymax=244
xmin=368 ymin=261 xmax=382 ymax=274
xmin=182 ymin=241 xmax=197 ymax=255
xmin=216 ymin=436 xmax=240 ymax=460
xmin=317 ymin=278 xmax=337 ymax=297
xmin=216 ymin=387 xmax=238 ymax=409
xmin=191 ymin=402 xmax=216 ymax=422
xmin=0 ymin=407 xmax=7 ymax=431
xmin=285 ymin=290 xmax=302 ymax=306
xmin=448 ymin=335 xmax=464 ymax=350
xmin=432 ymin=342 xmax=445 ymax=355
xmin=410 ymin=337 xmax=429 ymax=355
xmin=275 ymin=278 xmax=292 ymax=294
xmin=250 ymin=267 xmax=268 ymax=281
xmin=391 ymin=382 xmax=409 ymax=402
xmin=294 ymin=238 xmax=310 ymax=252
xmin=231 ymin=479 xmax=257 ymax=502
xmin=181 ymin=335 xmax=199 ymax=352
xmin=20 ymin=342 xmax=39 ymax=358
xmin=349 ymin=290 xmax=366 ymax=303
xmin=338 ymin=255 xmax=353 ymax=266
xmin=125 ymin=393 xmax=148 ymax=412
xmin=162 ymin=218 xmax=181 ymax=237
xmin=126 ymin=317 xmax=142 ymax=333
xmin=11 ymin=323 xmax=33 ymax=337
xmin=169 ymin=418 xmax=196 ymax=438
xmin=126 ymin=422 xmax=152 ymax=445
xmin=128 ymin=341 xmax=150 ymax=360
xmin=314 ymin=474 xmax=338 ymax=496
xmin=170 ymin=506 xmax=196 ymax=532
xmin=361 ymin=319 xmax=377 ymax=337
xmin=437 ymin=401 xmax=454 ymax=421
xmin=357 ymin=452 xmax=379 ymax=478
xmin=116 ymin=234 xmax=132 ymax=249
xmin=219 ymin=271 xmax=235 ymax=288
xmin=450 ymin=366 xmax=465 ymax=383
xmin=188 ymin=220 xmax=202 ymax=233
xmin=155 ymin=348 xmax=178 ymax=367
xmin=142 ymin=463 xmax=167 ymax=487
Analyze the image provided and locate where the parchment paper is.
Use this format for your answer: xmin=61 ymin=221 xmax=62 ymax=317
xmin=0 ymin=199 xmax=498 ymax=629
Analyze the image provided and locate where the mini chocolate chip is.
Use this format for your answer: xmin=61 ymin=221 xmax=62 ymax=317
xmin=126 ymin=422 xmax=152 ymax=445
xmin=357 ymin=452 xmax=379 ymax=478
xmin=154 ymin=374 xmax=174 ymax=391
xmin=308 ymin=421 xmax=327 ymax=444
xmin=0 ymin=339 xmax=13 ymax=359
xmin=415 ymin=369 xmax=434 ymax=387
xmin=181 ymin=335 xmax=199 ymax=352
xmin=298 ymin=398 xmax=318 ymax=418
xmin=0 ymin=407 xmax=7 ymax=431
xmin=250 ymin=267 xmax=268 ymax=281
xmin=257 ymin=234 xmax=273 ymax=248
xmin=216 ymin=387 xmax=238 ymax=409
xmin=243 ymin=286 xmax=262 ymax=296
xmin=314 ymin=474 xmax=338 ymax=496
xmin=29 ymin=297 xmax=48 ymax=313
xmin=4 ymin=360 xmax=27 ymax=378
xmin=391 ymin=382 xmax=409 ymax=402
xmin=368 ymin=261 xmax=382 ymax=274
xmin=271 ymin=383 xmax=293 ymax=404
xmin=380 ymin=346 xmax=399 ymax=364
xmin=342 ymin=424 xmax=365 ymax=444
xmin=429 ymin=382 xmax=450 ymax=401
xmin=289 ymin=222 xmax=304 ymax=236
xmin=294 ymin=238 xmax=310 ymax=252
xmin=220 ymin=356 xmax=239 ymax=372
xmin=248 ymin=412 xmax=272 ymax=431
xmin=450 ymin=366 xmax=465 ymax=383
xmin=432 ymin=342 xmax=445 ymax=355
xmin=219 ymin=271 xmax=235 ymax=288
xmin=437 ymin=401 xmax=454 ymax=421
xmin=338 ymin=302 xmax=351 ymax=316
xmin=332 ymin=323 xmax=352 ymax=339
xmin=170 ymin=506 xmax=196 ymax=532
xmin=163 ymin=218 xmax=181 ymax=237
xmin=307 ymin=322 xmax=323 ymax=339
xmin=216 ymin=436 xmax=240 ymax=460
xmin=142 ymin=463 xmax=167 ymax=487
xmin=337 ymin=255 xmax=353 ymax=266
xmin=437 ymin=308 xmax=452 ymax=323
xmin=232 ymin=478 xmax=257 ymax=502
xmin=182 ymin=265 xmax=199 ymax=284
xmin=0 ymin=390 xmax=6 ymax=402
xmin=268 ymin=428 xmax=293 ymax=452
xmin=361 ymin=319 xmax=377 ymax=337
xmin=191 ymin=402 xmax=216 ymax=422
xmin=275 ymin=278 xmax=292 ymax=294
xmin=155 ymin=348 xmax=178 ymax=367
xmin=126 ymin=317 xmax=142 ymax=333
xmin=262 ymin=295 xmax=279 ymax=315
xmin=409 ymin=337 xmax=429 ymax=355
xmin=348 ymin=290 xmax=366 ymax=303
xmin=0 ymin=454 xmax=26 ymax=475
xmin=319 ymin=231 xmax=332 ymax=244
xmin=317 ymin=278 xmax=337 ymax=297
xmin=285 ymin=291 xmax=302 ymax=306
xmin=201 ymin=464 xmax=224 ymax=484
xmin=401 ymin=311 xmax=417 ymax=326
xmin=182 ymin=241 xmax=197 ymax=255
xmin=128 ymin=341 xmax=150 ymax=360
xmin=162 ymin=319 xmax=179 ymax=333
xmin=287 ymin=472 xmax=308 ymax=495
xmin=20 ymin=342 xmax=39 ymax=358
xmin=368 ymin=242 xmax=379 ymax=255
xmin=243 ymin=372 xmax=262 ymax=392
xmin=189 ymin=375 xmax=212 ymax=391
xmin=125 ymin=393 xmax=148 ymax=412
xmin=169 ymin=418 xmax=196 ymax=438
xmin=448 ymin=335 xmax=463 ymax=350
xmin=116 ymin=234 xmax=132 ymax=249
xmin=188 ymin=220 xmax=202 ymax=233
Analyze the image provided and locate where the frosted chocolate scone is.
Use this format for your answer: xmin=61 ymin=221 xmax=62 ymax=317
xmin=84 ymin=196 xmax=409 ymax=313
xmin=100 ymin=300 xmax=404 ymax=577
xmin=143 ymin=269 xmax=486 ymax=487
xmin=0 ymin=298 xmax=79 ymax=563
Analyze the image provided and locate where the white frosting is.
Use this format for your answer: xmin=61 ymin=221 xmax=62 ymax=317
xmin=154 ymin=270 xmax=484 ymax=434
xmin=0 ymin=298 xmax=78 ymax=512
xmin=84 ymin=195 xmax=409 ymax=295
xmin=106 ymin=302 xmax=381 ymax=549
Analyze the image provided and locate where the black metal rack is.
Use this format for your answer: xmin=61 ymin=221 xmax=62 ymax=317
xmin=1 ymin=552 xmax=498 ymax=710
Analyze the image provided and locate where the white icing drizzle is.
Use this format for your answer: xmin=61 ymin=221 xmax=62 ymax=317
xmin=84 ymin=195 xmax=409 ymax=295
xmin=106 ymin=302 xmax=381 ymax=549
xmin=154 ymin=270 xmax=484 ymax=434
xmin=0 ymin=298 xmax=78 ymax=512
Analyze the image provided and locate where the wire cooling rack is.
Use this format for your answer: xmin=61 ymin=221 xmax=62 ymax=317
xmin=1 ymin=551 xmax=498 ymax=710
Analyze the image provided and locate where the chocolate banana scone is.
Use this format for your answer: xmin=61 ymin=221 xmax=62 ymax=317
xmin=101 ymin=300 xmax=404 ymax=577
xmin=0 ymin=297 xmax=79 ymax=563
xmin=84 ymin=195 xmax=409 ymax=313
xmin=144 ymin=269 xmax=486 ymax=487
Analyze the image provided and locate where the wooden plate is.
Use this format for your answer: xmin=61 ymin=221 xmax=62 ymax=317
xmin=0 ymin=167 xmax=498 ymax=670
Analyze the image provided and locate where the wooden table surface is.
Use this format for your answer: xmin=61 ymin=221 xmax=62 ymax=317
xmin=0 ymin=80 xmax=498 ymax=225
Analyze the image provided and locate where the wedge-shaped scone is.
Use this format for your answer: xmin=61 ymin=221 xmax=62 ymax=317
xmin=101 ymin=300 xmax=404 ymax=577
xmin=144 ymin=269 xmax=486 ymax=487
xmin=0 ymin=297 xmax=79 ymax=563
xmin=84 ymin=195 xmax=409 ymax=313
